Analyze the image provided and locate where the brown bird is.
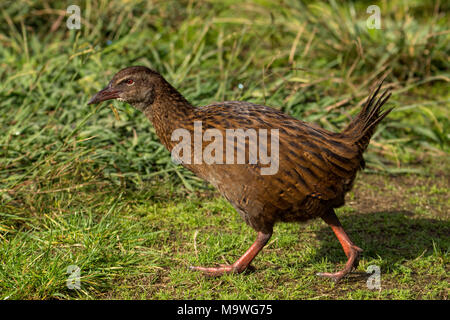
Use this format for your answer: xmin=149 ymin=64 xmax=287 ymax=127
xmin=88 ymin=66 xmax=393 ymax=281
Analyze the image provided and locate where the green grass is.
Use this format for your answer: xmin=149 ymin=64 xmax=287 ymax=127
xmin=0 ymin=0 xmax=449 ymax=299
xmin=1 ymin=172 xmax=448 ymax=299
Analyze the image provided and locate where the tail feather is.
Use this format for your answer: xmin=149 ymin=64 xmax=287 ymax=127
xmin=343 ymin=80 xmax=394 ymax=152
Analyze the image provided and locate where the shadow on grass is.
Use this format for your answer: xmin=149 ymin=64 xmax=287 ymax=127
xmin=314 ymin=210 xmax=449 ymax=273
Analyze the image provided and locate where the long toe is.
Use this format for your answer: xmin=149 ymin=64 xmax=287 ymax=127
xmin=316 ymin=271 xmax=347 ymax=282
xmin=317 ymin=246 xmax=362 ymax=282
xmin=190 ymin=264 xmax=237 ymax=276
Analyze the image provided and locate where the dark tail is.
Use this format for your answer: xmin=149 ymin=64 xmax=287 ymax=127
xmin=342 ymin=80 xmax=393 ymax=152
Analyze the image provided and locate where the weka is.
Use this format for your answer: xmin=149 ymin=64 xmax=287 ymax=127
xmin=88 ymin=66 xmax=392 ymax=281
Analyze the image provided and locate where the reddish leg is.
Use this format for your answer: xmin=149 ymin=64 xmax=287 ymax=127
xmin=317 ymin=209 xmax=363 ymax=282
xmin=190 ymin=231 xmax=272 ymax=276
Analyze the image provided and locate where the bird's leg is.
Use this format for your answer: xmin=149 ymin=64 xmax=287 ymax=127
xmin=190 ymin=231 xmax=272 ymax=276
xmin=317 ymin=209 xmax=363 ymax=282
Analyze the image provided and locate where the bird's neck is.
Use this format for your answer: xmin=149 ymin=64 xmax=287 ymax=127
xmin=145 ymin=81 xmax=195 ymax=151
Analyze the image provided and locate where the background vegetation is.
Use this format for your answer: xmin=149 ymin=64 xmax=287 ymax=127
xmin=0 ymin=0 xmax=448 ymax=299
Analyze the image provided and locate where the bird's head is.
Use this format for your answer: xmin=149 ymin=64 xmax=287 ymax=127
xmin=88 ymin=66 xmax=162 ymax=112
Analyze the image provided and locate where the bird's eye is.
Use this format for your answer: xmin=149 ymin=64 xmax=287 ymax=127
xmin=126 ymin=79 xmax=134 ymax=85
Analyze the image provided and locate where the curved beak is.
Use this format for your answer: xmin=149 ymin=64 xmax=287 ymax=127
xmin=87 ymin=86 xmax=120 ymax=105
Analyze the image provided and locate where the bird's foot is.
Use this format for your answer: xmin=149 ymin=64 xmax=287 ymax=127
xmin=317 ymin=245 xmax=363 ymax=282
xmin=190 ymin=263 xmax=246 ymax=276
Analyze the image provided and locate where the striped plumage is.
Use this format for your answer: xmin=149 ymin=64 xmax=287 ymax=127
xmin=88 ymin=66 xmax=393 ymax=281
